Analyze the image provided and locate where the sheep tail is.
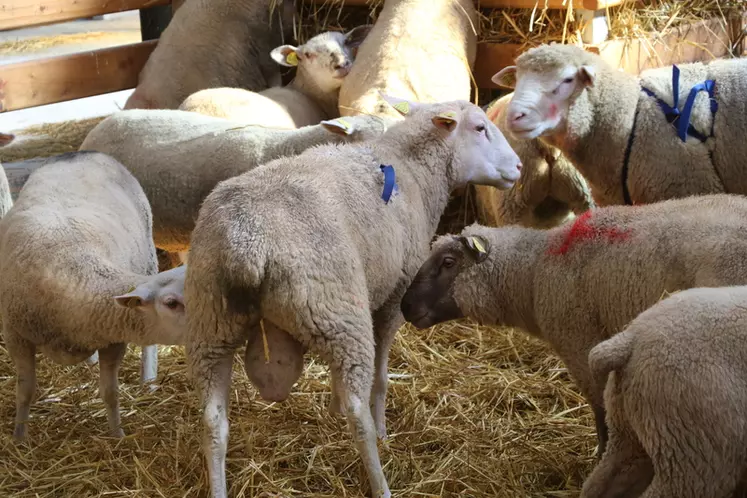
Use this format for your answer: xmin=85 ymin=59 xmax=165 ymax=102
xmin=588 ymin=329 xmax=635 ymax=385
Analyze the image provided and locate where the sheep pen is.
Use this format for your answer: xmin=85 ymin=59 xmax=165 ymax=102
xmin=0 ymin=1 xmax=743 ymax=496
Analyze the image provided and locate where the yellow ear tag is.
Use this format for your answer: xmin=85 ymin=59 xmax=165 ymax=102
xmin=438 ymin=111 xmax=458 ymax=120
xmin=393 ymin=101 xmax=410 ymax=115
xmin=126 ymin=285 xmax=136 ymax=293
xmin=471 ymin=237 xmax=486 ymax=254
xmin=335 ymin=118 xmax=352 ymax=133
xmin=286 ymin=51 xmax=298 ymax=66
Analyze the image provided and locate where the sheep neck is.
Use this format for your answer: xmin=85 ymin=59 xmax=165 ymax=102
xmin=290 ymin=73 xmax=340 ymax=119
xmin=547 ymin=68 xmax=641 ymax=205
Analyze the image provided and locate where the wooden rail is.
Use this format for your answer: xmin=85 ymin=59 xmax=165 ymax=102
xmin=0 ymin=0 xmax=170 ymax=31
xmin=307 ymin=0 xmax=626 ymax=9
xmin=0 ymin=40 xmax=157 ymax=111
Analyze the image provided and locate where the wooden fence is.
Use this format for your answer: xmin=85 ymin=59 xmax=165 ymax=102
xmin=0 ymin=0 xmax=742 ymax=114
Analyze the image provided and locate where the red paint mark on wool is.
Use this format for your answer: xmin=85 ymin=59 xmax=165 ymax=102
xmin=485 ymin=104 xmax=501 ymax=122
xmin=548 ymin=211 xmax=632 ymax=256
xmin=548 ymin=103 xmax=558 ymax=119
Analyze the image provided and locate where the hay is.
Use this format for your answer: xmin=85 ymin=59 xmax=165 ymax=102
xmin=0 ymin=321 xmax=596 ymax=496
xmin=0 ymin=32 xmax=139 ymax=55
xmin=0 ymin=116 xmax=107 ymax=163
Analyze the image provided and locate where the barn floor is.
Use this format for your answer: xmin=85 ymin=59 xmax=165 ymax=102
xmin=0 ymin=321 xmax=597 ymax=497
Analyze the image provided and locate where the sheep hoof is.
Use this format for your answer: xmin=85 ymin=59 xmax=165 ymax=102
xmin=111 ymin=427 xmax=125 ymax=438
xmin=376 ymin=424 xmax=388 ymax=441
xmin=12 ymin=426 xmax=27 ymax=441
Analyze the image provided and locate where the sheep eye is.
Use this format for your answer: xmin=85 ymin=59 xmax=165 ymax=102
xmin=442 ymin=257 xmax=456 ymax=268
xmin=164 ymin=298 xmax=181 ymax=310
xmin=563 ymin=77 xmax=574 ymax=84
xmin=476 ymin=124 xmax=486 ymax=133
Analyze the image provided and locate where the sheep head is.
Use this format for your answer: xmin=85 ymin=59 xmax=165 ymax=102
xmin=492 ymin=43 xmax=599 ymax=140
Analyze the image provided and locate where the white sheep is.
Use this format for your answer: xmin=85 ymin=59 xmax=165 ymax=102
xmin=0 ymin=151 xmax=188 ymax=440
xmin=124 ymin=0 xmax=296 ymax=110
xmin=583 ymin=285 xmax=747 ymax=498
xmin=80 ymin=109 xmax=390 ymax=253
xmin=493 ymin=43 xmax=747 ymax=206
xmin=178 ymin=26 xmax=373 ymax=128
xmin=183 ymin=96 xmax=522 ymax=498
xmin=338 ymin=0 xmax=478 ymax=119
xmin=475 ymin=92 xmax=595 ymax=229
xmin=401 ymin=193 xmax=747 ymax=456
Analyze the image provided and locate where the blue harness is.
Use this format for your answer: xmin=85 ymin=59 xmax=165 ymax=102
xmin=621 ymin=65 xmax=719 ymax=205
xmin=379 ymin=164 xmax=397 ymax=204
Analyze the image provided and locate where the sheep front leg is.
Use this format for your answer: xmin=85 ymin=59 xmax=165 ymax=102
xmin=189 ymin=345 xmax=235 ymax=498
xmin=140 ymin=344 xmax=158 ymax=388
xmin=7 ymin=335 xmax=36 ymax=441
xmin=98 ymin=342 xmax=127 ymax=437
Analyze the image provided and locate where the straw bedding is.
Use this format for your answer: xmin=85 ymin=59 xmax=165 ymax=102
xmin=0 ymin=320 xmax=596 ymax=497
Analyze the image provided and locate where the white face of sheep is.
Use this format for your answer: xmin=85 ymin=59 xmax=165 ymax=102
xmin=270 ymin=25 xmax=373 ymax=94
xmin=491 ymin=61 xmax=596 ymax=140
xmin=381 ymin=95 xmax=523 ymax=190
xmin=113 ymin=265 xmax=187 ymax=345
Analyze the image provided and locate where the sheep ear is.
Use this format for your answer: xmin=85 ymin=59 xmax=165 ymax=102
xmin=0 ymin=132 xmax=14 ymax=146
xmin=320 ymin=117 xmax=355 ymax=136
xmin=492 ymin=66 xmax=517 ymax=88
xmin=378 ymin=91 xmax=420 ymax=116
xmin=579 ymin=65 xmax=596 ymax=87
xmin=344 ymin=24 xmax=373 ymax=49
xmin=460 ymin=235 xmax=489 ymax=263
xmin=113 ymin=285 xmax=153 ymax=310
xmin=432 ymin=110 xmax=459 ymax=132
xmin=270 ymin=45 xmax=299 ymax=67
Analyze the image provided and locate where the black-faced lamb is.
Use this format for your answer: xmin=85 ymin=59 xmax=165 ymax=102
xmin=80 ymin=109 xmax=389 ymax=253
xmin=183 ymin=96 xmax=522 ymax=498
xmin=401 ymin=194 xmax=747 ymax=455
xmin=583 ymin=285 xmax=747 ymax=498
xmin=124 ymin=0 xmax=296 ymax=110
xmin=493 ymin=43 xmax=747 ymax=206
xmin=475 ymin=92 xmax=595 ymax=228
xmin=0 ymin=151 xmax=188 ymax=440
xmin=178 ymin=26 xmax=373 ymax=128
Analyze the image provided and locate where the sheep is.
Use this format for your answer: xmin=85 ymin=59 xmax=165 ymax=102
xmin=80 ymin=109 xmax=390 ymax=253
xmin=0 ymin=151 xmax=189 ymax=440
xmin=400 ymin=193 xmax=747 ymax=456
xmin=178 ymin=25 xmax=373 ymax=128
xmin=183 ymin=96 xmax=523 ymax=498
xmin=582 ymin=285 xmax=747 ymax=498
xmin=475 ymin=92 xmax=595 ymax=228
xmin=493 ymin=43 xmax=747 ymax=206
xmin=124 ymin=0 xmax=296 ymax=110
xmin=338 ymin=0 xmax=478 ymax=119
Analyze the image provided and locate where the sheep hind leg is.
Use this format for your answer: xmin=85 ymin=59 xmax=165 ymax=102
xmin=189 ymin=343 xmax=235 ymax=498
xmin=98 ymin=342 xmax=127 ymax=437
xmin=140 ymin=344 xmax=158 ymax=389
xmin=7 ymin=335 xmax=36 ymax=441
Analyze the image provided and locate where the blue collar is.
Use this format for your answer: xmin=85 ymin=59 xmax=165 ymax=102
xmin=380 ymin=164 xmax=397 ymax=204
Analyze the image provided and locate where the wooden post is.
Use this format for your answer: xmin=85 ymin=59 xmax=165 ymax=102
xmin=139 ymin=4 xmax=172 ymax=41
xmin=577 ymin=8 xmax=609 ymax=44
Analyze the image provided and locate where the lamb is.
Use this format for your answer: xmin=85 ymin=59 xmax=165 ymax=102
xmin=80 ymin=109 xmax=390 ymax=253
xmin=124 ymin=0 xmax=296 ymax=110
xmin=582 ymin=285 xmax=747 ymax=498
xmin=493 ymin=43 xmax=747 ymax=206
xmin=178 ymin=26 xmax=373 ymax=128
xmin=475 ymin=92 xmax=594 ymax=228
xmin=183 ymin=96 xmax=522 ymax=498
xmin=338 ymin=0 xmax=478 ymax=119
xmin=400 ymin=193 xmax=747 ymax=456
xmin=0 ymin=151 xmax=189 ymax=440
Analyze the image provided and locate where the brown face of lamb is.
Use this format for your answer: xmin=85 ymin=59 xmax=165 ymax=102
xmin=401 ymin=235 xmax=490 ymax=329
xmin=491 ymin=44 xmax=597 ymax=140
xmin=270 ymin=25 xmax=373 ymax=93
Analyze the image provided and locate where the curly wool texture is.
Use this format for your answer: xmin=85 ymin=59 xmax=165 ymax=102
xmin=338 ymin=0 xmax=477 ymax=119
xmin=451 ymin=194 xmax=747 ymax=447
xmin=80 ymin=109 xmax=390 ymax=252
xmin=475 ymin=93 xmax=594 ymax=228
xmin=124 ymin=0 xmax=295 ymax=110
xmin=515 ymin=44 xmax=747 ymax=206
xmin=583 ymin=285 xmax=747 ymax=498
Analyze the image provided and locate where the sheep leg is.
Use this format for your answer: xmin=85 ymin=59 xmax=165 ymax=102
xmin=592 ymin=403 xmax=609 ymax=456
xmin=140 ymin=344 xmax=158 ymax=388
xmin=98 ymin=342 xmax=127 ymax=437
xmin=371 ymin=294 xmax=406 ymax=440
xmin=328 ymin=374 xmax=344 ymax=416
xmin=189 ymin=344 xmax=235 ymax=498
xmin=7 ymin=335 xmax=36 ymax=441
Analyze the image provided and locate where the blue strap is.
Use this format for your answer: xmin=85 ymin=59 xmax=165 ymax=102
xmin=641 ymin=65 xmax=718 ymax=143
xmin=380 ymin=164 xmax=397 ymax=204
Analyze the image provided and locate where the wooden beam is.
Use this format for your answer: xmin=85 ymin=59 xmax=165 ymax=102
xmin=304 ymin=0 xmax=625 ymax=8
xmin=473 ymin=43 xmax=522 ymax=89
xmin=0 ymin=0 xmax=171 ymax=31
xmin=0 ymin=40 xmax=157 ymax=112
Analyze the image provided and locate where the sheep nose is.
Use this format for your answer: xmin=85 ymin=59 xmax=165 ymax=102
xmin=334 ymin=60 xmax=351 ymax=71
xmin=509 ymin=110 xmax=527 ymax=123
xmin=516 ymin=162 xmax=523 ymax=172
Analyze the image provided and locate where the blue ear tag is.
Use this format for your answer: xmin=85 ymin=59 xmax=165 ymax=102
xmin=380 ymin=164 xmax=397 ymax=204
